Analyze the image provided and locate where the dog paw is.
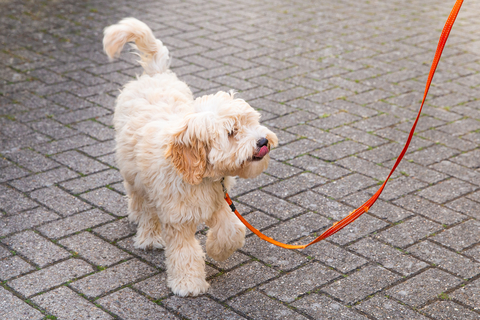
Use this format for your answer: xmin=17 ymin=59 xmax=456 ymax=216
xmin=169 ymin=277 xmax=210 ymax=297
xmin=133 ymin=234 xmax=166 ymax=250
xmin=206 ymin=244 xmax=236 ymax=262
xmin=206 ymin=225 xmax=245 ymax=262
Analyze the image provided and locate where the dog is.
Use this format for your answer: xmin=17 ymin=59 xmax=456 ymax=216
xmin=103 ymin=18 xmax=278 ymax=296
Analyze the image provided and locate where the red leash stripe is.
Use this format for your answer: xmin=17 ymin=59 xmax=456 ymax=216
xmin=225 ymin=0 xmax=464 ymax=250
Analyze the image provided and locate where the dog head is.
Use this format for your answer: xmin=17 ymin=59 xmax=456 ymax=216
xmin=165 ymin=92 xmax=278 ymax=185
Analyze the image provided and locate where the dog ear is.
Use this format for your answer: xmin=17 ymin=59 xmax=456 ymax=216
xmin=165 ymin=114 xmax=211 ymax=185
xmin=165 ymin=139 xmax=207 ymax=185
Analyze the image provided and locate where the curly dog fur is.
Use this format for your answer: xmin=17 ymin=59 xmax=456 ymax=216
xmin=103 ymin=18 xmax=277 ymax=296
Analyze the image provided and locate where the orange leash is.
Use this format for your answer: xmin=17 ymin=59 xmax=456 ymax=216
xmin=224 ymin=0 xmax=464 ymax=250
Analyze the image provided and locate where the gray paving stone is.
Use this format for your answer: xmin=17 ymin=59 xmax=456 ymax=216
xmin=432 ymin=220 xmax=480 ymax=251
xmin=60 ymin=231 xmax=131 ymax=267
xmin=8 ymin=258 xmax=94 ymax=297
xmin=303 ymin=239 xmax=368 ymax=273
xmin=0 ymin=256 xmax=35 ymax=280
xmin=229 ymin=173 xmax=277 ymax=197
xmin=97 ymin=153 xmax=117 ymax=168
xmin=467 ymin=190 xmax=480 ymax=203
xmin=7 ymin=148 xmax=58 ymax=172
xmin=262 ymin=172 xmax=327 ymax=198
xmin=336 ymin=156 xmax=392 ymax=181
xmin=385 ymin=159 xmax=448 ymax=184
xmin=60 ymin=169 xmax=123 ymax=194
xmin=421 ymin=129 xmax=477 ymax=152
xmin=228 ymin=291 xmax=305 ymax=320
xmin=54 ymin=107 xmax=111 ymax=125
xmin=0 ymin=207 xmax=60 ymax=237
xmin=269 ymin=139 xmax=322 ymax=161
xmin=309 ymin=112 xmax=360 ymax=130
xmin=451 ymin=277 xmax=480 ymax=311
xmin=288 ymin=155 xmax=350 ymax=180
xmin=314 ymin=173 xmax=377 ymax=199
xmin=421 ymin=300 xmax=480 ymax=320
xmin=241 ymin=211 xmax=279 ymax=236
xmin=34 ymin=134 xmax=97 ymax=155
xmin=292 ymin=293 xmax=368 ymax=319
xmin=52 ymin=150 xmax=109 ymax=175
xmin=289 ymin=190 xmax=353 ymax=220
xmin=323 ymin=264 xmax=401 ymax=304
xmin=446 ymin=197 xmax=480 ymax=220
xmin=358 ymin=142 xmax=403 ymax=164
xmin=312 ymin=141 xmax=369 ymax=161
xmin=260 ymin=262 xmax=340 ymax=302
xmin=80 ymin=187 xmax=128 ymax=217
xmin=37 ymin=209 xmax=115 ymax=239
xmin=0 ymin=245 xmax=12 ymax=259
xmin=209 ymin=261 xmax=279 ymax=300
xmin=408 ymin=144 xmax=460 ymax=166
xmin=386 ymin=269 xmax=463 ymax=307
xmin=32 ymin=286 xmax=113 ymax=320
xmin=263 ymin=211 xmax=331 ymax=243
xmin=329 ymin=214 xmax=389 ymax=246
xmin=93 ymin=218 xmax=136 ymax=241
xmin=264 ymin=159 xmax=302 ymax=179
xmin=331 ymin=126 xmax=387 ymax=147
xmin=286 ymin=124 xmax=343 ymax=146
xmin=397 ymin=117 xmax=446 ymax=133
xmin=408 ymin=240 xmax=480 ymax=279
xmin=350 ymin=238 xmax=428 ymax=276
xmin=30 ymin=186 xmax=91 ymax=217
xmin=417 ymin=178 xmax=477 ymax=204
xmin=464 ymin=245 xmax=480 ymax=262
xmin=0 ymin=184 xmax=38 ymax=215
xmin=356 ymin=295 xmax=429 ymax=320
xmin=80 ymin=140 xmax=116 ymax=157
xmin=97 ymin=288 xmax=176 ymax=320
xmin=369 ymin=176 xmax=429 ymax=201
xmin=237 ymin=190 xmax=304 ymax=220
xmin=342 ymin=191 xmax=414 ymax=223
xmin=2 ymin=230 xmax=70 ymax=267
xmin=351 ymin=114 xmax=401 ymax=132
xmin=0 ymin=287 xmax=43 ymax=320
xmin=266 ymin=110 xmax=317 ymax=129
xmin=133 ymin=273 xmax=170 ymax=299
xmin=116 ymin=236 xmax=166 ymax=269
xmin=393 ymin=195 xmax=467 ymax=226
xmin=9 ymin=167 xmax=79 ymax=192
xmin=167 ymin=295 xmax=245 ymax=320
xmin=71 ymin=259 xmax=156 ymax=298
xmin=377 ymin=216 xmax=443 ymax=248
xmin=438 ymin=118 xmax=480 ymax=136
xmin=242 ymin=236 xmax=308 ymax=270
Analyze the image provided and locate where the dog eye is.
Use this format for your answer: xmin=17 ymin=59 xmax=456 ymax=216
xmin=228 ymin=129 xmax=236 ymax=137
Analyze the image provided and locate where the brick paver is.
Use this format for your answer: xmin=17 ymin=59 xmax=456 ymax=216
xmin=1 ymin=0 xmax=480 ymax=319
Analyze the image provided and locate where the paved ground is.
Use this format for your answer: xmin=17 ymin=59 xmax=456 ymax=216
xmin=1 ymin=0 xmax=480 ymax=319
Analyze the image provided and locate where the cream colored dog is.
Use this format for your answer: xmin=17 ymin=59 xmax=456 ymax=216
xmin=103 ymin=18 xmax=277 ymax=296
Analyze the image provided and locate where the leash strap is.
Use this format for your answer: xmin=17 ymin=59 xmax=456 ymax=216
xmin=224 ymin=0 xmax=464 ymax=250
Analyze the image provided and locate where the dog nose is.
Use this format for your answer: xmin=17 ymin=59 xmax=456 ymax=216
xmin=257 ymin=138 xmax=268 ymax=148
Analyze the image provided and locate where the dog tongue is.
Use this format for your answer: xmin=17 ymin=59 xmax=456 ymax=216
xmin=257 ymin=145 xmax=269 ymax=158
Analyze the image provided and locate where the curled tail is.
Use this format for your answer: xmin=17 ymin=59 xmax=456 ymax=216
xmin=103 ymin=17 xmax=170 ymax=75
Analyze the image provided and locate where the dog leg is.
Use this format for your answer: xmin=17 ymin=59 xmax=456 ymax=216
xmin=163 ymin=223 xmax=209 ymax=296
xmin=205 ymin=204 xmax=246 ymax=262
xmin=125 ymin=183 xmax=165 ymax=249
xmin=133 ymin=205 xmax=165 ymax=250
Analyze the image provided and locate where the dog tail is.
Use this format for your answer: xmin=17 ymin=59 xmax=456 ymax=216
xmin=103 ymin=18 xmax=170 ymax=75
